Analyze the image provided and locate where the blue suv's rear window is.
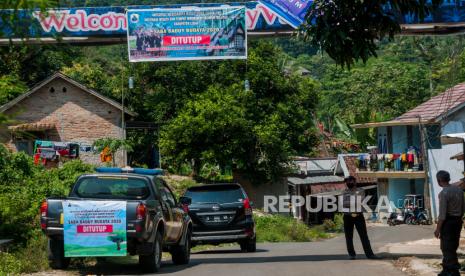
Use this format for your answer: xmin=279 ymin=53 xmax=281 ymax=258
xmin=75 ymin=176 xmax=150 ymax=200
xmin=185 ymin=185 xmax=245 ymax=204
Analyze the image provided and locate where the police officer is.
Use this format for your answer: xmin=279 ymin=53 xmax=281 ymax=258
xmin=435 ymin=170 xmax=465 ymax=276
xmin=342 ymin=176 xmax=379 ymax=260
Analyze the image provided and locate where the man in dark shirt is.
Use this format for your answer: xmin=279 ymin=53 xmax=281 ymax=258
xmin=435 ymin=170 xmax=465 ymax=276
xmin=342 ymin=176 xmax=379 ymax=260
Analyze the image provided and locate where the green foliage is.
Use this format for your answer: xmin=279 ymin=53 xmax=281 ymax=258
xmin=0 ymin=74 xmax=27 ymax=105
xmin=302 ymin=0 xmax=442 ymax=68
xmin=160 ymin=42 xmax=320 ymax=181
xmin=322 ymin=213 xmax=344 ymax=232
xmin=161 ymin=176 xmax=198 ymax=198
xmin=0 ymin=145 xmax=94 ymax=274
xmin=160 ymin=84 xmax=250 ymax=176
xmin=62 ymin=62 xmax=113 ymax=93
xmin=284 ymin=36 xmax=465 ymax=149
xmin=0 ymin=252 xmax=22 ymax=275
xmin=93 ymin=138 xmax=133 ymax=155
xmin=255 ymin=214 xmax=331 ymax=242
xmin=0 ymin=146 xmax=94 ymax=240
xmin=199 ymin=163 xmax=233 ymax=182
xmin=0 ymin=0 xmax=58 ymax=38
xmin=0 ymin=229 xmax=49 ymax=275
xmin=93 ymin=137 xmax=133 ymax=166
xmin=9 ymin=229 xmax=49 ymax=273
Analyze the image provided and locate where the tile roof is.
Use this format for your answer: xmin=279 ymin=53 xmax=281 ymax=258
xmin=396 ymin=82 xmax=465 ymax=122
xmin=8 ymin=122 xmax=55 ymax=131
xmin=343 ymin=156 xmax=377 ymax=184
xmin=0 ymin=72 xmax=137 ymax=117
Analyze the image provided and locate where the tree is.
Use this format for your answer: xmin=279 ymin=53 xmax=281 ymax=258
xmin=107 ymin=230 xmax=126 ymax=251
xmin=0 ymin=74 xmax=27 ymax=105
xmin=0 ymin=0 xmax=58 ymax=38
xmin=301 ymin=0 xmax=442 ymax=68
xmin=160 ymin=42 xmax=320 ymax=182
xmin=93 ymin=138 xmax=133 ymax=167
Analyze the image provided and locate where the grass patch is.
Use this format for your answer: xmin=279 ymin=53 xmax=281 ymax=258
xmin=0 ymin=229 xmax=49 ymax=274
xmin=255 ymin=213 xmax=343 ymax=242
xmin=162 ymin=175 xmax=198 ymax=198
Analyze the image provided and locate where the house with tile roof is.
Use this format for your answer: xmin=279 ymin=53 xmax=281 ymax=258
xmin=352 ymin=82 xmax=465 ymax=222
xmin=0 ymin=72 xmax=136 ymax=167
xmin=286 ymin=156 xmax=378 ymax=224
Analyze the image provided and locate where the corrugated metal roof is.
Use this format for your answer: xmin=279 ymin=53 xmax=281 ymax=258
xmin=309 ymin=184 xmax=377 ymax=197
xmin=287 ymin=175 xmax=344 ymax=185
xmin=294 ymin=158 xmax=337 ymax=174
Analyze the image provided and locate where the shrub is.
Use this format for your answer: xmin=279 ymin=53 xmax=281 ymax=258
xmin=0 ymin=252 xmax=22 ymax=275
xmin=0 ymin=145 xmax=94 ymax=273
xmin=11 ymin=229 xmax=49 ymax=273
xmin=255 ymin=214 xmax=331 ymax=242
xmin=162 ymin=176 xmax=198 ymax=198
xmin=322 ymin=214 xmax=344 ymax=233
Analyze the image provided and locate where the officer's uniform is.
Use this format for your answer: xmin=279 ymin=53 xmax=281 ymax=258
xmin=438 ymin=185 xmax=465 ymax=276
xmin=342 ymin=187 xmax=375 ymax=258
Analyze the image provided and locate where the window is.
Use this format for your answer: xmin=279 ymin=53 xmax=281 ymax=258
xmin=185 ymin=185 xmax=245 ymax=204
xmin=154 ymin=178 xmax=175 ymax=207
xmin=75 ymin=176 xmax=150 ymax=200
xmin=16 ymin=141 xmax=32 ymax=155
xmin=154 ymin=178 xmax=164 ymax=195
xmin=162 ymin=184 xmax=176 ymax=207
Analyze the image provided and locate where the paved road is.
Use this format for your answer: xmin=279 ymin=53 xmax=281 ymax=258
xmin=75 ymin=224 xmax=436 ymax=276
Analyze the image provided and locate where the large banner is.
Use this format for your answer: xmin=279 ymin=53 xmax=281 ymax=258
xmin=2 ymin=1 xmax=465 ymax=45
xmin=63 ymin=200 xmax=127 ymax=257
xmin=259 ymin=0 xmax=313 ymax=28
xmin=126 ymin=7 xmax=247 ymax=62
xmin=0 ymin=2 xmax=289 ymax=44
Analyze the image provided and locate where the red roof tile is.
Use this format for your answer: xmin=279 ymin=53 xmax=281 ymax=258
xmin=396 ymin=83 xmax=465 ymax=121
xmin=344 ymin=156 xmax=377 ymax=184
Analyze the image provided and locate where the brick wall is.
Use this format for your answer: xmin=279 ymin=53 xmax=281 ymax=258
xmin=2 ymin=77 xmax=126 ymax=167
xmin=233 ymin=171 xmax=288 ymax=210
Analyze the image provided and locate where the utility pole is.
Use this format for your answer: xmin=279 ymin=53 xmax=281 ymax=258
xmin=419 ymin=116 xmax=433 ymax=221
xmin=121 ymin=76 xmax=134 ymax=167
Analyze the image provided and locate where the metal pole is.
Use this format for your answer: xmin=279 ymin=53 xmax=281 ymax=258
xmin=419 ymin=117 xmax=433 ymax=221
xmin=462 ymin=140 xmax=465 ymax=177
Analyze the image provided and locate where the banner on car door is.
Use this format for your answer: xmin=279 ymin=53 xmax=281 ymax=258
xmin=63 ymin=200 xmax=127 ymax=257
xmin=126 ymin=6 xmax=247 ymax=62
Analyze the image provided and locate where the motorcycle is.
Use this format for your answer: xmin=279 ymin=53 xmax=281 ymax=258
xmin=405 ymin=208 xmax=431 ymax=225
xmin=387 ymin=212 xmax=403 ymax=226
xmin=388 ymin=207 xmax=432 ymax=226
xmin=388 ymin=194 xmax=431 ymax=226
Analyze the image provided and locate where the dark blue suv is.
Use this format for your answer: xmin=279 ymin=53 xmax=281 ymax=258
xmin=180 ymin=183 xmax=256 ymax=252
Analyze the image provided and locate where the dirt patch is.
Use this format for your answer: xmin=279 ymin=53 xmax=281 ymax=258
xmin=394 ymin=257 xmax=420 ymax=276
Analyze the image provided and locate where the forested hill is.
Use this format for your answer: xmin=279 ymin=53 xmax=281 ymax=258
xmin=2 ymin=1 xmax=465 ymax=175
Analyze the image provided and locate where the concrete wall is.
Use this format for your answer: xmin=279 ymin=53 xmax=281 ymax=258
xmin=2 ymin=77 xmax=125 ymax=167
xmin=425 ymin=110 xmax=465 ymax=220
xmin=392 ymin=126 xmax=407 ymax=153
xmin=420 ymin=108 xmax=465 ymax=220
xmin=233 ymin=172 xmax=288 ymax=211
xmin=443 ymin=109 xmax=465 ymax=134
xmin=374 ymin=125 xmax=425 ymax=215
xmin=427 ymin=143 xmax=464 ymax=220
